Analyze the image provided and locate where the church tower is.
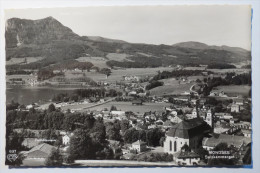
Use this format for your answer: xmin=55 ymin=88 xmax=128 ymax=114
xmin=205 ymin=109 xmax=214 ymax=128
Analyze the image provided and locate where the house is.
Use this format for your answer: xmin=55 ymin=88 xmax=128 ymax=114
xmin=233 ymin=98 xmax=244 ymax=106
xmin=163 ymin=120 xmax=174 ymax=129
xmin=174 ymin=150 xmax=201 ymax=166
xmin=164 ymin=118 xmax=211 ymax=154
xmin=24 ymin=143 xmax=56 ymax=159
xmin=22 ymin=138 xmax=41 ymax=149
xmin=132 ymin=99 xmax=143 ymax=105
xmin=128 ymin=91 xmax=137 ymax=96
xmin=174 ymin=96 xmax=190 ymax=102
xmin=62 ymin=133 xmax=74 ymax=145
xmin=111 ymin=111 xmax=126 ymax=116
xmin=231 ymin=104 xmax=240 ymax=113
xmin=202 ymin=134 xmax=251 ymax=151
xmin=233 ymin=121 xmax=251 ymax=130
xmin=131 ymin=140 xmax=147 ymax=153
xmin=215 ymin=112 xmax=233 ymax=120
xmin=241 ymin=129 xmax=251 ymax=138
xmin=62 ymin=135 xmax=70 ymax=145
xmin=186 ymin=108 xmax=198 ymax=120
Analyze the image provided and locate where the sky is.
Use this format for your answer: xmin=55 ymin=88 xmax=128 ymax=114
xmin=5 ymin=5 xmax=252 ymax=50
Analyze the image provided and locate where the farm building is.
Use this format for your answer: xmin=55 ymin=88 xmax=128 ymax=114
xmin=132 ymin=99 xmax=143 ymax=105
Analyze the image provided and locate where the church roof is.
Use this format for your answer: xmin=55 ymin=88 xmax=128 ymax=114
xmin=166 ymin=118 xmax=211 ymax=139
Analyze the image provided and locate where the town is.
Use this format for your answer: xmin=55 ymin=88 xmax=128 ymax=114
xmin=6 ymin=64 xmax=252 ymax=167
xmin=4 ymin=13 xmax=252 ymax=167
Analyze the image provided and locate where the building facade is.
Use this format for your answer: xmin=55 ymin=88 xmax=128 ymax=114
xmin=164 ymin=118 xmax=211 ymax=154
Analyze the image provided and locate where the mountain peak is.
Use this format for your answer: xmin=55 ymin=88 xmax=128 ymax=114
xmin=5 ymin=16 xmax=80 ymax=47
xmin=172 ymin=41 xmax=209 ymax=49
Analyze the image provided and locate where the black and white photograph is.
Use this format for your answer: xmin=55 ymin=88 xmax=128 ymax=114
xmin=1 ymin=2 xmax=256 ymax=169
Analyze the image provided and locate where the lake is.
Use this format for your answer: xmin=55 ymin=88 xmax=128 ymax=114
xmin=6 ymin=87 xmax=75 ymax=105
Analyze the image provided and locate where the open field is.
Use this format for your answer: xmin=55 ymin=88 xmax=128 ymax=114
xmin=214 ymin=85 xmax=251 ymax=97
xmin=6 ymin=57 xmax=44 ymax=65
xmin=207 ymin=68 xmax=250 ymax=74
xmin=183 ymin=66 xmax=206 ymax=70
xmin=86 ymin=101 xmax=171 ymax=114
xmin=76 ymin=56 xmax=108 ymax=68
xmin=150 ymin=81 xmax=194 ymax=96
xmin=82 ymin=67 xmax=175 ymax=83
xmin=106 ymin=53 xmax=132 ymax=61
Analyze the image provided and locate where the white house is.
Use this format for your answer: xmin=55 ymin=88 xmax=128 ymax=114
xmin=62 ymin=135 xmax=70 ymax=145
xmin=131 ymin=140 xmax=146 ymax=153
xmin=62 ymin=133 xmax=74 ymax=145
xmin=174 ymin=150 xmax=201 ymax=166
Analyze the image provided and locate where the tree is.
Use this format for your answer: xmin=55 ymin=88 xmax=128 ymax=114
xmin=48 ymin=103 xmax=56 ymax=113
xmin=100 ymin=68 xmax=111 ymax=78
xmin=146 ymin=128 xmax=164 ymax=147
xmin=45 ymin=148 xmax=63 ymax=166
xmin=68 ymin=129 xmax=95 ymax=160
xmin=106 ymin=122 xmax=121 ymax=141
xmin=159 ymin=137 xmax=165 ymax=147
xmin=110 ymin=105 xmax=117 ymax=111
xmin=120 ymin=119 xmax=130 ymax=133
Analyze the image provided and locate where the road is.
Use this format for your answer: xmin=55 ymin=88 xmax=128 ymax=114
xmin=190 ymin=84 xmax=198 ymax=95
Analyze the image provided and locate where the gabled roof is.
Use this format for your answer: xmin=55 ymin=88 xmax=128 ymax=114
xmin=132 ymin=140 xmax=146 ymax=145
xmin=132 ymin=99 xmax=143 ymax=104
xmin=202 ymin=134 xmax=251 ymax=148
xmin=177 ymin=150 xmax=200 ymax=159
xmin=166 ymin=118 xmax=211 ymax=139
xmin=27 ymin=143 xmax=56 ymax=155
xmin=163 ymin=120 xmax=174 ymax=127
xmin=21 ymin=138 xmax=41 ymax=148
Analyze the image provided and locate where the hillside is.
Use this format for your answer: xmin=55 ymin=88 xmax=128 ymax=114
xmin=5 ymin=17 xmax=251 ymax=70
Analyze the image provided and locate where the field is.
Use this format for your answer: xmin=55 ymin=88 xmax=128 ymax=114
xmin=85 ymin=101 xmax=171 ymax=114
xmin=83 ymin=67 xmax=175 ymax=83
xmin=183 ymin=66 xmax=206 ymax=70
xmin=106 ymin=53 xmax=132 ymax=61
xmin=150 ymin=78 xmax=194 ymax=96
xmin=214 ymin=85 xmax=251 ymax=97
xmin=76 ymin=56 xmax=108 ymax=68
xmin=6 ymin=57 xmax=44 ymax=65
xmin=207 ymin=68 xmax=250 ymax=74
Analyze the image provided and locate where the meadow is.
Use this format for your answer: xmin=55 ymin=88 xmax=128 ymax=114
xmin=214 ymin=85 xmax=251 ymax=96
xmin=6 ymin=57 xmax=44 ymax=65
xmin=85 ymin=101 xmax=171 ymax=114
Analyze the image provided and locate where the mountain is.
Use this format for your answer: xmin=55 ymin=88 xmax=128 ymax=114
xmin=173 ymin=41 xmax=250 ymax=60
xmin=5 ymin=17 xmax=251 ymax=70
xmin=173 ymin=41 xmax=209 ymax=50
xmin=85 ymin=36 xmax=128 ymax=44
xmin=6 ymin=16 xmax=80 ymax=47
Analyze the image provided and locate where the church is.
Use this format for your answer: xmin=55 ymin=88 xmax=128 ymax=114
xmin=164 ymin=118 xmax=211 ymax=154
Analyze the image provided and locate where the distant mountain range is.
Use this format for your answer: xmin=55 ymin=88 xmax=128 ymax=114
xmin=5 ymin=16 xmax=251 ymax=70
